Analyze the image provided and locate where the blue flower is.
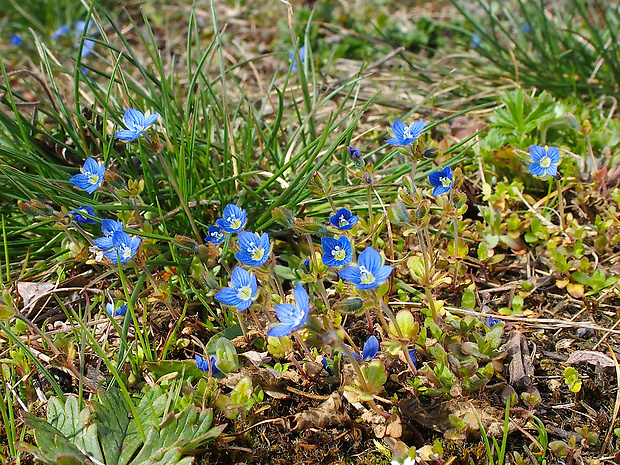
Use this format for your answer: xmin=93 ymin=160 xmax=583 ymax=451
xmin=51 ymin=24 xmax=71 ymax=40
xmin=69 ymin=206 xmax=98 ymax=224
xmin=235 ymin=231 xmax=271 ymax=267
xmin=215 ymin=267 xmax=258 ymax=312
xmin=103 ymin=230 xmax=141 ymax=264
xmin=347 ymin=145 xmax=364 ymax=168
xmin=216 ymin=204 xmax=246 ymax=233
xmin=321 ymin=236 xmax=352 ymax=268
xmin=428 ymin=166 xmax=453 ymax=196
xmin=290 ymin=45 xmax=305 ymax=71
xmin=93 ymin=219 xmax=124 ymax=250
xmin=9 ymin=34 xmax=22 ymax=46
xmin=115 ymin=109 xmax=159 ymax=141
xmin=205 ymin=225 xmax=225 ymax=244
xmin=353 ymin=335 xmax=379 ymax=361
xmin=195 ymin=354 xmax=221 ymax=375
xmin=74 ymin=20 xmax=99 ymax=56
xmin=487 ymin=315 xmax=501 ymax=328
xmin=267 ymin=284 xmax=310 ymax=337
xmin=408 ymin=349 xmax=420 ymax=368
xmin=385 ymin=120 xmax=425 ymax=146
xmin=303 ymin=258 xmax=310 ymax=269
xmin=70 ymin=157 xmax=106 ymax=194
xmin=338 ymin=247 xmax=393 ymax=290
xmin=472 ymin=33 xmax=481 ymax=49
xmin=329 ymin=208 xmax=358 ymax=231
xmin=529 ymin=145 xmax=560 ymax=177
xmin=106 ymin=302 xmax=128 ymax=318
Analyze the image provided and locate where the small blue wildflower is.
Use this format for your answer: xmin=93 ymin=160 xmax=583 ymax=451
xmin=408 ymin=349 xmax=420 ymax=368
xmin=105 ymin=302 xmax=128 ymax=318
xmin=321 ymin=236 xmax=352 ymax=268
xmin=51 ymin=24 xmax=71 ymax=40
xmin=195 ymin=354 xmax=221 ymax=375
xmin=521 ymin=24 xmax=531 ymax=33
xmin=321 ymin=357 xmax=333 ymax=376
xmin=74 ymin=20 xmax=99 ymax=56
xmin=290 ymin=44 xmax=305 ymax=71
xmin=472 ymin=33 xmax=481 ymax=49
xmin=115 ymin=108 xmax=159 ymax=141
xmin=329 ymin=208 xmax=358 ymax=231
xmin=347 ymin=145 xmax=363 ymax=165
xmin=74 ymin=20 xmax=98 ymax=36
xmin=353 ymin=335 xmax=379 ymax=361
xmin=69 ymin=206 xmax=98 ymax=224
xmin=103 ymin=230 xmax=141 ymax=264
xmin=235 ymin=231 xmax=271 ymax=267
xmin=93 ymin=219 xmax=124 ymax=250
xmin=70 ymin=157 xmax=106 ymax=194
xmin=339 ymin=247 xmax=393 ymax=290
xmin=529 ymin=145 xmax=560 ymax=177
xmin=428 ymin=166 xmax=453 ymax=196
xmin=205 ymin=225 xmax=225 ymax=244
xmin=385 ymin=120 xmax=425 ymax=146
xmin=267 ymin=284 xmax=310 ymax=337
xmin=303 ymin=258 xmax=310 ymax=269
xmin=214 ymin=267 xmax=258 ymax=312
xmin=487 ymin=315 xmax=502 ymax=328
xmin=9 ymin=34 xmax=22 ymax=46
xmin=216 ymin=204 xmax=246 ymax=233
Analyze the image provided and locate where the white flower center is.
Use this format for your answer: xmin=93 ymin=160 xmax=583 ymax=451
xmin=237 ymin=285 xmax=253 ymax=301
xmin=359 ymin=265 xmax=375 ymax=285
xmin=248 ymin=242 xmax=265 ymax=262
xmin=440 ymin=176 xmax=451 ymax=188
xmin=338 ymin=215 xmax=349 ymax=227
xmin=540 ymin=156 xmax=551 ymax=168
xmin=88 ymin=174 xmax=99 ymax=185
xmin=229 ymin=216 xmax=242 ymax=230
xmin=211 ymin=231 xmax=223 ymax=241
xmin=332 ymin=246 xmax=346 ymax=261
xmin=120 ymin=245 xmax=132 ymax=259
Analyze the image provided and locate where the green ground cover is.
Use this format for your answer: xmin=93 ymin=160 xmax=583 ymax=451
xmin=1 ymin=0 xmax=620 ymax=464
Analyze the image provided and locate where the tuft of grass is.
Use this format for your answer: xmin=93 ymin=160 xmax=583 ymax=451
xmin=451 ymin=0 xmax=620 ymax=99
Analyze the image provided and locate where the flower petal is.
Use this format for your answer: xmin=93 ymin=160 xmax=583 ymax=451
xmin=115 ymin=129 xmax=140 ymax=141
xmin=358 ymin=247 xmax=381 ymax=274
xmin=547 ymin=146 xmax=560 ymax=164
xmin=124 ymin=108 xmax=145 ymax=130
xmin=230 ymin=266 xmax=249 ymax=289
xmin=408 ymin=120 xmax=425 ymax=140
xmin=529 ymin=145 xmax=546 ymax=162
xmin=338 ymin=266 xmax=361 ymax=284
xmin=267 ymin=323 xmax=294 ymax=337
xmin=293 ymin=285 xmax=308 ymax=313
xmin=215 ymin=288 xmax=242 ymax=307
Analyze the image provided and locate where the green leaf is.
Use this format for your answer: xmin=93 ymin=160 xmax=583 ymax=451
xmin=21 ymin=412 xmax=90 ymax=465
xmin=48 ymin=396 xmax=103 ymax=463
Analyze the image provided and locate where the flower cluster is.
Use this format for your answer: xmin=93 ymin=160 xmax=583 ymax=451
xmin=87 ymin=220 xmax=141 ymax=264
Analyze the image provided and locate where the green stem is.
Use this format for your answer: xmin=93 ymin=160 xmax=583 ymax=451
xmin=367 ymin=186 xmax=374 ymax=239
xmin=556 ymin=177 xmax=565 ymax=232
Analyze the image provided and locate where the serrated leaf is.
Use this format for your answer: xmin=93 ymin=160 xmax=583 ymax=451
xmin=22 ymin=412 xmax=90 ymax=465
xmin=47 ymin=396 xmax=103 ymax=463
